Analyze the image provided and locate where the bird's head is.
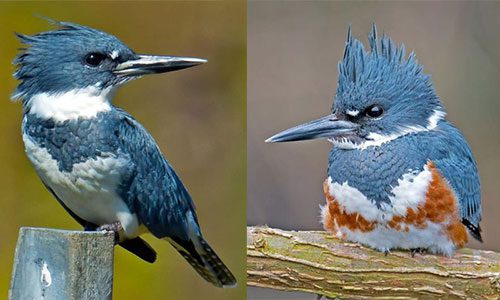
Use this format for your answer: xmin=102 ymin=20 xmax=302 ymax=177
xmin=267 ymin=25 xmax=445 ymax=149
xmin=12 ymin=20 xmax=206 ymax=106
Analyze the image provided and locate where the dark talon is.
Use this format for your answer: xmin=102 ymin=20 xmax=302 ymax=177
xmin=410 ymin=248 xmax=427 ymax=257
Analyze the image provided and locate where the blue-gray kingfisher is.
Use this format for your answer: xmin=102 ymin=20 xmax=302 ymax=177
xmin=13 ymin=20 xmax=236 ymax=287
xmin=267 ymin=25 xmax=482 ymax=256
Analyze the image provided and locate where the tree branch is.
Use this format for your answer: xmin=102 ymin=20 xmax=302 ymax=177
xmin=247 ymin=226 xmax=500 ymax=299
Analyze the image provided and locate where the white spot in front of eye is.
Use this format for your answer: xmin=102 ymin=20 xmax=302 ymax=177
xmin=346 ymin=109 xmax=359 ymax=117
xmin=110 ymin=50 xmax=119 ymax=60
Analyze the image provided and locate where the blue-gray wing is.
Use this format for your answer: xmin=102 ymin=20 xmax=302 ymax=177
xmin=115 ymin=110 xmax=237 ymax=287
xmin=429 ymin=123 xmax=482 ymax=241
xmin=115 ymin=110 xmax=198 ymax=241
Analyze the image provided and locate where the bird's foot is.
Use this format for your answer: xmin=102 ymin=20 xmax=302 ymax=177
xmin=410 ymin=248 xmax=427 ymax=257
xmin=97 ymin=221 xmax=123 ymax=232
xmin=97 ymin=221 xmax=123 ymax=244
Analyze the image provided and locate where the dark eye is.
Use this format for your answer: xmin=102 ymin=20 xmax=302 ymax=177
xmin=84 ymin=53 xmax=107 ymax=67
xmin=365 ymin=105 xmax=384 ymax=118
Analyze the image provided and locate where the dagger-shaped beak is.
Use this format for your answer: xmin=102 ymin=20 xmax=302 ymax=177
xmin=114 ymin=55 xmax=207 ymax=77
xmin=266 ymin=114 xmax=358 ymax=143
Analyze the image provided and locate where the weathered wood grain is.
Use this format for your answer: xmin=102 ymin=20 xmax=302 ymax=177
xmin=9 ymin=227 xmax=115 ymax=300
xmin=247 ymin=226 xmax=500 ymax=299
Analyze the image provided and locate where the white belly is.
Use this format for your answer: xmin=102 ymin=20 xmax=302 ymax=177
xmin=23 ymin=135 xmax=141 ymax=238
xmin=340 ymin=222 xmax=456 ymax=256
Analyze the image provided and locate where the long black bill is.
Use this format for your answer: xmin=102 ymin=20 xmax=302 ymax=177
xmin=266 ymin=114 xmax=358 ymax=143
xmin=114 ymin=55 xmax=207 ymax=77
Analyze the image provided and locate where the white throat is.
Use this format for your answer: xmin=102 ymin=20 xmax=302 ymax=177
xmin=331 ymin=109 xmax=446 ymax=150
xmin=27 ymin=86 xmax=114 ymax=122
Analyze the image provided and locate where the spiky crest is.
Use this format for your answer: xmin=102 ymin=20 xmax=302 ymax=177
xmin=12 ymin=19 xmax=131 ymax=103
xmin=337 ymin=24 xmax=427 ymax=95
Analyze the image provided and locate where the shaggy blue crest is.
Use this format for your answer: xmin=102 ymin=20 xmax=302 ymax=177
xmin=338 ymin=24 xmax=429 ymax=95
xmin=332 ymin=25 xmax=443 ymax=139
xmin=13 ymin=20 xmax=136 ymax=102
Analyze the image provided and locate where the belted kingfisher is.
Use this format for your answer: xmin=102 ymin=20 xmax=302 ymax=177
xmin=13 ymin=20 xmax=236 ymax=287
xmin=267 ymin=25 xmax=482 ymax=256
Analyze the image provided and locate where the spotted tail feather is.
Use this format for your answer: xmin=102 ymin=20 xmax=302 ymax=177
xmin=167 ymin=235 xmax=237 ymax=288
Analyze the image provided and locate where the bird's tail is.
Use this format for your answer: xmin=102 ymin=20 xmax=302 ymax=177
xmin=167 ymin=235 xmax=237 ymax=288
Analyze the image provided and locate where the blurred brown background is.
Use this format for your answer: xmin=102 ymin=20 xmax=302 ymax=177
xmin=248 ymin=1 xmax=500 ymax=299
xmin=0 ymin=2 xmax=246 ymax=299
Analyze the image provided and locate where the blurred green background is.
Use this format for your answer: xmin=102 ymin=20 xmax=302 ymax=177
xmin=248 ymin=1 xmax=500 ymax=299
xmin=0 ymin=1 xmax=245 ymax=299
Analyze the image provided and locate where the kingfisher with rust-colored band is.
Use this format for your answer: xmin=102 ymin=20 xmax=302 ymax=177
xmin=267 ymin=25 xmax=482 ymax=256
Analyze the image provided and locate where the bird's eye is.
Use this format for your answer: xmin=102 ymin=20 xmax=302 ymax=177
xmin=365 ymin=105 xmax=384 ymax=118
xmin=84 ymin=53 xmax=107 ymax=67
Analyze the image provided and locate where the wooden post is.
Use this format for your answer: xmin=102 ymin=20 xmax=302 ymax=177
xmin=8 ymin=227 xmax=115 ymax=300
xmin=247 ymin=226 xmax=500 ymax=299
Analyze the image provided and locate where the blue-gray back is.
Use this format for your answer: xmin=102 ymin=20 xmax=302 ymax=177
xmin=23 ymin=108 xmax=198 ymax=240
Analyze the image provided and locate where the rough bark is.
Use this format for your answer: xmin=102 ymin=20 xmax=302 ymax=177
xmin=247 ymin=226 xmax=500 ymax=299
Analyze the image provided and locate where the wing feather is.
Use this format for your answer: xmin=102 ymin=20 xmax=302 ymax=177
xmin=115 ymin=110 xmax=197 ymax=240
xmin=429 ymin=124 xmax=482 ymax=241
xmin=114 ymin=110 xmax=236 ymax=286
